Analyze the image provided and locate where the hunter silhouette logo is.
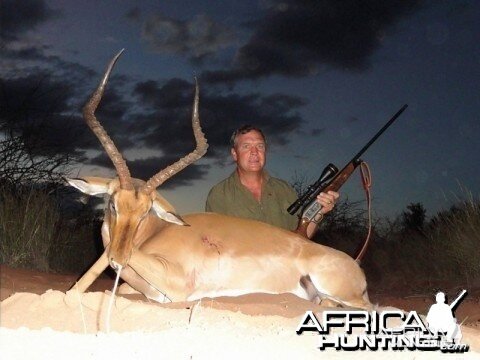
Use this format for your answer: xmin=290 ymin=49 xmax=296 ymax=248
xmin=426 ymin=290 xmax=467 ymax=343
xmin=296 ymin=289 xmax=469 ymax=353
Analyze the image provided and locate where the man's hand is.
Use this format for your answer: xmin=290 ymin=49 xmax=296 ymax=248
xmin=317 ymin=191 xmax=339 ymax=214
xmin=305 ymin=190 xmax=339 ymax=238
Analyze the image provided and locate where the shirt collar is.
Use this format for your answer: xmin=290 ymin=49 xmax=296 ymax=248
xmin=232 ymin=169 xmax=270 ymax=184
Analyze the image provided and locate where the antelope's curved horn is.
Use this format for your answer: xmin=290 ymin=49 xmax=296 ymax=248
xmin=142 ymin=79 xmax=208 ymax=194
xmin=83 ymin=49 xmax=133 ymax=190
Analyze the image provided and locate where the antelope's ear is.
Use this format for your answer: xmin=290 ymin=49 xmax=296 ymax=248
xmin=151 ymin=200 xmax=189 ymax=226
xmin=66 ymin=177 xmax=111 ymax=196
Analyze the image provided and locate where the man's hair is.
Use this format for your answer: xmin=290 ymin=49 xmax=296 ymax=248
xmin=230 ymin=125 xmax=266 ymax=147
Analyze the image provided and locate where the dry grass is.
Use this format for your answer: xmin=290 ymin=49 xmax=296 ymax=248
xmin=315 ymin=191 xmax=480 ymax=293
xmin=0 ymin=183 xmax=101 ymax=273
xmin=0 ymin=185 xmax=57 ymax=270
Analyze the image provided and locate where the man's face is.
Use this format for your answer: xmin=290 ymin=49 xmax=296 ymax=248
xmin=231 ymin=130 xmax=266 ymax=173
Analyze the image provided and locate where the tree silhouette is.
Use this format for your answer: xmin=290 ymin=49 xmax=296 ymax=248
xmin=401 ymin=202 xmax=427 ymax=233
xmin=0 ymin=75 xmax=84 ymax=186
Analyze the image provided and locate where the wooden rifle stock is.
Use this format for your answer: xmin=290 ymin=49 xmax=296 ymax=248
xmin=323 ymin=161 xmax=359 ymax=193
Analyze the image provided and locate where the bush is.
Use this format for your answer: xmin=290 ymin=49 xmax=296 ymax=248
xmin=0 ymin=183 xmax=101 ymax=273
xmin=426 ymin=194 xmax=480 ymax=283
xmin=364 ymin=195 xmax=480 ymax=292
xmin=310 ymin=193 xmax=479 ymax=293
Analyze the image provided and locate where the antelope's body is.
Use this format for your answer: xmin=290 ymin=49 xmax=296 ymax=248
xmin=68 ymin=50 xmax=371 ymax=310
xmin=144 ymin=213 xmax=368 ymax=306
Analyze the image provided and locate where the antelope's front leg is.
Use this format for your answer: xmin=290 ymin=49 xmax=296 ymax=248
xmin=70 ymin=251 xmax=109 ymax=292
xmin=128 ymin=250 xmax=190 ymax=302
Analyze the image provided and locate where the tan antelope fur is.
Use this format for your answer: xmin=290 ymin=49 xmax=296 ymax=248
xmin=67 ymin=50 xmax=372 ymax=309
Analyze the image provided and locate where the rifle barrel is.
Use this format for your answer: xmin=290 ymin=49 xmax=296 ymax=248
xmin=352 ymin=104 xmax=408 ymax=162
xmin=449 ymin=289 xmax=467 ymax=310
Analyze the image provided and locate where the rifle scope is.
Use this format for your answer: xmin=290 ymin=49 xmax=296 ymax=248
xmin=287 ymin=163 xmax=338 ymax=215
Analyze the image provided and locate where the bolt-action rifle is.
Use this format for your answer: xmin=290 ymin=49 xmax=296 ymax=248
xmin=288 ymin=104 xmax=409 ymax=244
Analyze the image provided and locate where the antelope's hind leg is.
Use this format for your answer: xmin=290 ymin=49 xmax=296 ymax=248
xmin=305 ymin=258 xmax=372 ymax=310
xmin=300 ymin=275 xmax=340 ymax=307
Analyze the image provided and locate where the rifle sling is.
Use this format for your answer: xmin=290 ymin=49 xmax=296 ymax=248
xmin=355 ymin=161 xmax=373 ymax=262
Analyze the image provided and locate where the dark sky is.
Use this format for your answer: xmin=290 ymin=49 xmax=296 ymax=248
xmin=1 ymin=0 xmax=479 ymax=218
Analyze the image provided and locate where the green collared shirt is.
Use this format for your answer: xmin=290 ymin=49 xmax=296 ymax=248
xmin=205 ymin=171 xmax=299 ymax=231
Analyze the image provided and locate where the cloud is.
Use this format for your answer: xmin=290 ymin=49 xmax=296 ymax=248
xmin=1 ymin=49 xmax=307 ymax=187
xmin=129 ymin=156 xmax=210 ymax=189
xmin=202 ymin=0 xmax=424 ymax=83
xmin=1 ymin=0 xmax=60 ymax=42
xmin=0 ymin=73 xmax=91 ymax=159
xmin=311 ymin=128 xmax=326 ymax=136
xmin=346 ymin=116 xmax=361 ymax=123
xmin=0 ymin=48 xmax=138 ymax=157
xmin=125 ymin=6 xmax=142 ymax=23
xmin=0 ymin=46 xmax=96 ymax=86
xmin=89 ymin=153 xmax=210 ymax=189
xmin=0 ymin=48 xmax=143 ymax=152
xmin=1 ymin=45 xmax=308 ymax=188
xmin=91 ymin=84 xmax=136 ymax=148
xmin=141 ymin=13 xmax=236 ymax=63
xmin=131 ymin=77 xmax=306 ymax=163
xmin=75 ymin=75 xmax=307 ymax=185
xmin=0 ymin=54 xmax=134 ymax=160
